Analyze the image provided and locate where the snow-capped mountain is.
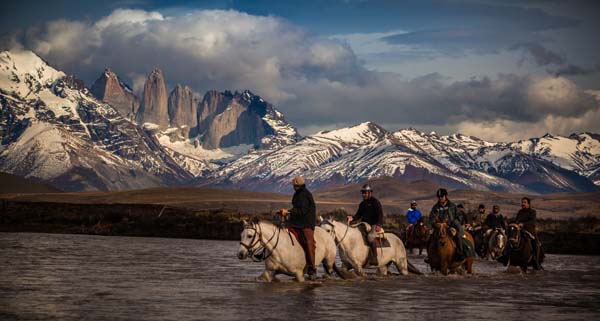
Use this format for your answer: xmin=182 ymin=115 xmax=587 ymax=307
xmin=511 ymin=133 xmax=600 ymax=185
xmin=0 ymin=49 xmax=191 ymax=191
xmin=1 ymin=49 xmax=598 ymax=194
xmin=198 ymin=122 xmax=599 ymax=193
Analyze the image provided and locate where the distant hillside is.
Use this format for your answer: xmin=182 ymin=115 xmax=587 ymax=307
xmin=0 ymin=172 xmax=62 ymax=194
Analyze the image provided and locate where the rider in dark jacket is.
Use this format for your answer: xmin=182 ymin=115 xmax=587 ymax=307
xmin=497 ymin=197 xmax=542 ymax=270
xmin=425 ymin=188 xmax=473 ymax=263
xmin=485 ymin=205 xmax=506 ymax=231
xmin=349 ymin=184 xmax=384 ymax=265
xmin=281 ymin=176 xmax=317 ymax=280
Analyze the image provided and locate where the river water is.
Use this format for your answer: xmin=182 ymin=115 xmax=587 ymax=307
xmin=1 ymin=233 xmax=599 ymax=321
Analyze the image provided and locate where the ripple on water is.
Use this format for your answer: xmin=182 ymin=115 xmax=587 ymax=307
xmin=1 ymin=233 xmax=599 ymax=321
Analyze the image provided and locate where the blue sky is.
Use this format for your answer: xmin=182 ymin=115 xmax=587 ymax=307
xmin=2 ymin=0 xmax=599 ymax=141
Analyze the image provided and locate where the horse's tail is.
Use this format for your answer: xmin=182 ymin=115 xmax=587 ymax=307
xmin=407 ymin=260 xmax=422 ymax=275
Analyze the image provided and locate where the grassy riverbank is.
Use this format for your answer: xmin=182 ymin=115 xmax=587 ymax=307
xmin=1 ymin=199 xmax=598 ymax=255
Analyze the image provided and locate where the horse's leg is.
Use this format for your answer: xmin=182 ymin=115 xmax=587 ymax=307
xmin=377 ymin=265 xmax=388 ymax=276
xmin=440 ymin=261 xmax=449 ymax=275
xmin=321 ymin=261 xmax=333 ymax=279
xmin=294 ymin=270 xmax=305 ymax=282
xmin=257 ymin=270 xmax=274 ymax=282
xmin=465 ymin=257 xmax=474 ymax=274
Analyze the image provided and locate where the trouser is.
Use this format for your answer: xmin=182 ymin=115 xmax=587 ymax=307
xmin=302 ymin=228 xmax=316 ymax=272
xmin=368 ymin=227 xmax=381 ymax=264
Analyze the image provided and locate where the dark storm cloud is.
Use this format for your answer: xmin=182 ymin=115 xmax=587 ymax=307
xmin=509 ymin=42 xmax=600 ymax=77
xmin=510 ymin=42 xmax=565 ymax=66
xmin=7 ymin=8 xmax=600 ymax=139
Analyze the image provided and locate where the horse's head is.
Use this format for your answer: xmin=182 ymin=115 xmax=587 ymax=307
xmin=416 ymin=221 xmax=429 ymax=237
xmin=432 ymin=222 xmax=449 ymax=246
xmin=507 ymin=223 xmax=521 ymax=248
xmin=238 ymin=219 xmax=261 ymax=260
xmin=495 ymin=231 xmax=506 ymax=250
xmin=320 ymin=218 xmax=335 ymax=236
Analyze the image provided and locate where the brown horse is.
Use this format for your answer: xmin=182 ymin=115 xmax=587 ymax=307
xmin=406 ymin=219 xmax=429 ymax=255
xmin=427 ymin=222 xmax=475 ymax=275
xmin=506 ymin=223 xmax=545 ymax=272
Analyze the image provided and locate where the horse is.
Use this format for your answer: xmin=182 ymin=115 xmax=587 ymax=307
xmin=406 ymin=219 xmax=429 ymax=255
xmin=486 ymin=228 xmax=506 ymax=260
xmin=428 ymin=222 xmax=475 ymax=275
xmin=506 ymin=223 xmax=545 ymax=273
xmin=238 ymin=219 xmax=337 ymax=282
xmin=320 ymin=219 xmax=421 ymax=277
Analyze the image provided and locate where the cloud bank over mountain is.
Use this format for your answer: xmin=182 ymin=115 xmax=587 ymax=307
xmin=13 ymin=8 xmax=600 ymax=141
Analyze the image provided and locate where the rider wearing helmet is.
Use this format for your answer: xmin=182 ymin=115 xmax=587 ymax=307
xmin=425 ymin=188 xmax=470 ymax=263
xmin=348 ymin=184 xmax=384 ymax=266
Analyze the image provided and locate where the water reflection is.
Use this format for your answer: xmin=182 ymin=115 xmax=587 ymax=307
xmin=1 ymin=233 xmax=599 ymax=321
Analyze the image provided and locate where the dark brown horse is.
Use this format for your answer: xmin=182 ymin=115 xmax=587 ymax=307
xmin=506 ymin=223 xmax=545 ymax=272
xmin=428 ymin=222 xmax=475 ymax=275
xmin=406 ymin=219 xmax=429 ymax=255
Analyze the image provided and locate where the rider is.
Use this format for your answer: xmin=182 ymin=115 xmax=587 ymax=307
xmin=280 ymin=176 xmax=318 ymax=280
xmin=456 ymin=204 xmax=468 ymax=226
xmin=483 ymin=205 xmax=506 ymax=254
xmin=406 ymin=200 xmax=422 ymax=240
xmin=471 ymin=204 xmax=487 ymax=229
xmin=497 ymin=197 xmax=542 ymax=270
xmin=347 ymin=184 xmax=384 ymax=266
xmin=471 ymin=204 xmax=487 ymax=255
xmin=425 ymin=188 xmax=468 ymax=263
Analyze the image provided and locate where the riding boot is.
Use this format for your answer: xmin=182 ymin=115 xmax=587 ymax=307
xmin=369 ymin=240 xmax=379 ymax=266
xmin=454 ymin=235 xmax=465 ymax=261
xmin=531 ymin=239 xmax=541 ymax=270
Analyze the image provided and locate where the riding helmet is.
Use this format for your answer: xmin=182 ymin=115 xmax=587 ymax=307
xmin=436 ymin=188 xmax=448 ymax=197
xmin=361 ymin=184 xmax=373 ymax=192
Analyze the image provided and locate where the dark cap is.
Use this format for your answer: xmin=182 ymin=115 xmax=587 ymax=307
xmin=457 ymin=204 xmax=464 ymax=209
xmin=478 ymin=204 xmax=485 ymax=209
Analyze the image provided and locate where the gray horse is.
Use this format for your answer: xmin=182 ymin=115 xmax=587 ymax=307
xmin=238 ymin=219 xmax=337 ymax=282
xmin=320 ymin=219 xmax=421 ymax=276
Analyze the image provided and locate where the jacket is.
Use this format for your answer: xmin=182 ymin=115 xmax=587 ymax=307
xmin=513 ymin=208 xmax=536 ymax=234
xmin=288 ymin=186 xmax=316 ymax=229
xmin=429 ymin=200 xmax=463 ymax=235
xmin=352 ymin=197 xmax=384 ymax=226
xmin=484 ymin=213 xmax=506 ymax=230
xmin=406 ymin=208 xmax=422 ymax=225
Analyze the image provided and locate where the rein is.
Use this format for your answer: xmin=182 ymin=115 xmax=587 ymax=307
xmin=240 ymin=221 xmax=281 ymax=262
xmin=324 ymin=220 xmax=350 ymax=245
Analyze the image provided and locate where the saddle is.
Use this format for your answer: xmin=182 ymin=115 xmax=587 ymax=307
xmin=288 ymin=228 xmax=306 ymax=248
xmin=351 ymin=222 xmax=391 ymax=248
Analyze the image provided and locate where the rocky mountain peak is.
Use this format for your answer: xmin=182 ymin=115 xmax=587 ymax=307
xmin=90 ymin=68 xmax=138 ymax=118
xmin=168 ymin=83 xmax=197 ymax=132
xmin=136 ymin=68 xmax=169 ymax=128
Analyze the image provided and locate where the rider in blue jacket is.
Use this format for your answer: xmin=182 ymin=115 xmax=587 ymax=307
xmin=406 ymin=201 xmax=422 ymax=225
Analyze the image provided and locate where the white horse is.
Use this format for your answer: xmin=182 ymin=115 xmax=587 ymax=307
xmin=487 ymin=228 xmax=506 ymax=260
xmin=320 ymin=219 xmax=421 ymax=276
xmin=238 ymin=219 xmax=337 ymax=282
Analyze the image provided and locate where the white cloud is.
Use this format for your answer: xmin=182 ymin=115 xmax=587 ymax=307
xmin=19 ymin=8 xmax=600 ymax=140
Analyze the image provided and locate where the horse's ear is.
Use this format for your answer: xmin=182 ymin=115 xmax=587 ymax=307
xmin=242 ymin=219 xmax=248 ymax=225
xmin=251 ymin=216 xmax=260 ymax=224
xmin=318 ymin=215 xmax=323 ymax=224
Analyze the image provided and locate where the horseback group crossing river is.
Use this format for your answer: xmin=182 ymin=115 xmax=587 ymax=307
xmin=238 ymin=177 xmax=544 ymax=282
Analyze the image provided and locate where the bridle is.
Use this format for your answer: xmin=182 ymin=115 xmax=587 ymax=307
xmin=321 ymin=219 xmax=349 ymax=245
xmin=240 ymin=220 xmax=281 ymax=262
xmin=507 ymin=223 xmax=521 ymax=249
